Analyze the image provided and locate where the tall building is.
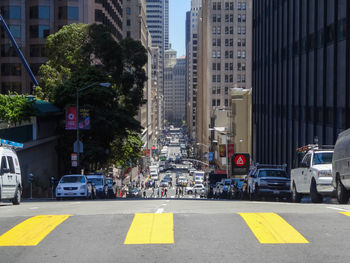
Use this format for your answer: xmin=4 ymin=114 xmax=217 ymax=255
xmin=0 ymin=0 xmax=123 ymax=94
xmin=146 ymin=0 xmax=169 ymax=130
xmin=123 ymin=0 xmax=154 ymax=154
xmin=253 ymin=0 xmax=349 ymax=167
xmin=186 ymin=0 xmax=201 ymax=140
xmin=197 ymin=0 xmax=252 ymax=150
xmin=151 ymin=46 xmax=161 ymax=145
xmin=164 ymin=48 xmax=186 ymax=126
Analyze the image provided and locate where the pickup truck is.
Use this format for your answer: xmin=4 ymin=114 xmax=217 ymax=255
xmin=290 ymin=145 xmax=335 ymax=203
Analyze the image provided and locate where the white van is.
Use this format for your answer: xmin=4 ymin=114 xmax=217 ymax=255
xmin=0 ymin=140 xmax=22 ymax=205
xmin=332 ymin=129 xmax=350 ymax=204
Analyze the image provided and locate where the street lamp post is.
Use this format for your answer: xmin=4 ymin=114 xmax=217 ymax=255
xmin=76 ymin=82 xmax=111 ymax=171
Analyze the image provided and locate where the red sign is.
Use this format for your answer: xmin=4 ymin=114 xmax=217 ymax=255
xmin=228 ymin=144 xmax=234 ymax=158
xmin=65 ymin=106 xmax=77 ymax=130
xmin=146 ymin=149 xmax=150 ymax=156
xmin=234 ymin=154 xmax=246 ymax=167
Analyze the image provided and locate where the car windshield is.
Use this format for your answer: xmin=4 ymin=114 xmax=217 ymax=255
xmin=87 ymin=178 xmax=103 ymax=185
xmin=313 ymin=152 xmax=333 ymax=165
xmin=258 ymin=170 xmax=287 ymax=178
xmin=61 ymin=176 xmax=85 ymax=183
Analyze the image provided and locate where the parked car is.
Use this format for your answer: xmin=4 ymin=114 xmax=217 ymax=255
xmin=187 ymin=184 xmax=207 ymax=197
xmin=86 ymin=174 xmax=108 ymax=198
xmin=160 ymin=180 xmax=169 ymax=187
xmin=247 ymin=164 xmax=290 ymax=201
xmin=56 ymin=174 xmax=94 ymax=200
xmin=105 ymin=177 xmax=116 ymax=198
xmin=332 ymin=129 xmax=350 ymax=204
xmin=0 ymin=141 xmax=22 ymax=205
xmin=291 ymin=145 xmax=335 ymax=203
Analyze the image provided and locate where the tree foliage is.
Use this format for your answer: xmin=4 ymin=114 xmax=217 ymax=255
xmin=0 ymin=94 xmax=36 ymax=125
xmin=38 ymin=23 xmax=147 ymax=171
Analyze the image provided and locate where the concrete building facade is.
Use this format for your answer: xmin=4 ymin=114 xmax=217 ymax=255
xmin=253 ymin=0 xmax=350 ymax=168
xmin=123 ymin=0 xmax=154 ymax=153
xmin=186 ymin=0 xmax=201 ymax=140
xmin=197 ymin=0 xmax=252 ymax=157
xmin=0 ymin=0 xmax=123 ymax=94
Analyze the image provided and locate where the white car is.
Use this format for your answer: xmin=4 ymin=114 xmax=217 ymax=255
xmin=56 ymin=174 xmax=93 ymax=200
xmin=187 ymin=184 xmax=207 ymax=197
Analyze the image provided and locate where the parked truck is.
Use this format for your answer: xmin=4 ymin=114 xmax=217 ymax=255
xmin=290 ymin=144 xmax=335 ymax=203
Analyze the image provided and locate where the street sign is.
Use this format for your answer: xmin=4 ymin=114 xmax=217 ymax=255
xmin=234 ymin=154 xmax=246 ymax=167
xmin=73 ymin=140 xmax=83 ymax=153
xmin=71 ymin=160 xmax=78 ymax=167
xmin=71 ymin=153 xmax=77 ymax=161
xmin=208 ymin=152 xmax=213 ymax=161
xmin=232 ymin=153 xmax=250 ymax=175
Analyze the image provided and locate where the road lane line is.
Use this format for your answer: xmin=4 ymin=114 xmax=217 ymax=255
xmin=0 ymin=215 xmax=71 ymax=246
xmin=156 ymin=208 xmax=164 ymax=213
xmin=239 ymin=213 xmax=309 ymax=244
xmin=124 ymin=213 xmax=174 ymax=244
xmin=340 ymin=212 xmax=350 ymax=217
xmin=327 ymin=207 xmax=350 ymax=212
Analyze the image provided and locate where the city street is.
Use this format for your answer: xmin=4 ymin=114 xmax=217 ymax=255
xmin=1 ymin=199 xmax=350 ymax=263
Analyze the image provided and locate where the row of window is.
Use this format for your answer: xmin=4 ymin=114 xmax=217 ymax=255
xmin=212 ymin=99 xmax=230 ymax=107
xmin=212 ymin=50 xmax=246 ymax=59
xmin=212 ymin=62 xmax=246 ymax=71
xmin=212 ymin=74 xmax=246 ymax=83
xmin=213 ymin=14 xmax=246 ymax=23
xmin=1 ymin=24 xmax=49 ymax=40
xmin=213 ymin=38 xmax=246 ymax=47
xmin=212 ymin=26 xmax=246 ymax=35
xmin=0 ymin=6 xmax=79 ymax=20
xmin=213 ymin=2 xmax=246 ymax=10
xmin=212 ymin=86 xmax=230 ymax=95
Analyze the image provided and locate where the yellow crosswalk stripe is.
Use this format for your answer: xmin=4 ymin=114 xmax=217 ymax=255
xmin=124 ymin=213 xmax=174 ymax=244
xmin=340 ymin=212 xmax=350 ymax=217
xmin=0 ymin=215 xmax=71 ymax=246
xmin=238 ymin=213 xmax=309 ymax=244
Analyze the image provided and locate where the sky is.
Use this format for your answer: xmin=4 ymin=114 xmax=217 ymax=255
xmin=169 ymin=0 xmax=191 ymax=57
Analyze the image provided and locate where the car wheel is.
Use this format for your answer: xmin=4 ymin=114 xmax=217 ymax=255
xmin=291 ymin=183 xmax=302 ymax=203
xmin=188 ymin=190 xmax=193 ymax=195
xmin=310 ymin=179 xmax=323 ymax=203
xmin=12 ymin=187 xmax=21 ymax=205
xmin=337 ymin=178 xmax=350 ymax=204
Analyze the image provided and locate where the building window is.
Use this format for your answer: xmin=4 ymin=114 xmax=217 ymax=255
xmin=1 ymin=63 xmax=21 ymax=76
xmin=242 ymin=63 xmax=246 ymax=70
xmin=217 ymin=87 xmax=221 ymax=94
xmin=30 ymin=44 xmax=45 ymax=57
xmin=242 ymin=39 xmax=246 ymax=46
xmin=1 ymin=82 xmax=21 ymax=94
xmin=29 ymin=25 xmax=50 ymax=38
xmin=242 ymin=14 xmax=246 ymax=22
xmin=237 ymin=51 xmax=241 ymax=58
xmin=225 ymin=2 xmax=229 ymax=10
xmin=8 ymin=25 xmax=21 ymax=38
xmin=238 ymin=15 xmax=241 ymax=23
xmin=242 ymin=51 xmax=246 ymax=58
xmin=225 ymin=99 xmax=228 ymax=107
xmin=242 ymin=74 xmax=246 ymax=83
xmin=225 ymin=87 xmax=229 ymax=95
xmin=127 ymin=19 xmax=130 ymax=26
xmin=58 ymin=6 xmax=79 ymax=20
xmin=242 ymin=2 xmax=246 ymax=10
xmin=126 ymin=7 xmax=131 ymax=15
xmin=1 ymin=6 xmax=21 ymax=19
xmin=212 ymin=99 xmax=216 ymax=106
xmin=212 ymin=86 xmax=216 ymax=94
xmin=217 ymin=99 xmax=221 ymax=106
xmin=30 ymin=6 xmax=50 ymax=19
xmin=230 ymin=2 xmax=234 ymax=10
xmin=238 ymin=62 xmax=241 ymax=71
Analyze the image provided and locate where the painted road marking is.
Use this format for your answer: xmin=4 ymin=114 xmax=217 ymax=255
xmin=327 ymin=207 xmax=350 ymax=212
xmin=0 ymin=215 xmax=71 ymax=246
xmin=340 ymin=212 xmax=350 ymax=217
xmin=156 ymin=208 xmax=164 ymax=214
xmin=124 ymin=213 xmax=174 ymax=244
xmin=239 ymin=213 xmax=309 ymax=244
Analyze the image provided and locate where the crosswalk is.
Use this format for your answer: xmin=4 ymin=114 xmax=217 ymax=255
xmin=0 ymin=212 xmax=349 ymax=247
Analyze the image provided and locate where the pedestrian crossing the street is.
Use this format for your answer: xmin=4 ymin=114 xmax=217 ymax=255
xmin=0 ymin=212 xmax=350 ymax=246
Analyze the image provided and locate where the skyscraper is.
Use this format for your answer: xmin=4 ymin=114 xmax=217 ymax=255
xmin=146 ymin=0 xmax=169 ymax=129
xmin=186 ymin=0 xmax=201 ymax=140
xmin=197 ymin=0 xmax=252 ymax=148
xmin=253 ymin=0 xmax=349 ymax=167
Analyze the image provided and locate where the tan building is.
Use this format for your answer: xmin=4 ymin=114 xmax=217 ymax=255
xmin=0 ymin=0 xmax=123 ymax=94
xmin=123 ymin=0 xmax=155 ymax=155
xmin=151 ymin=46 xmax=162 ymax=143
xmin=197 ymin=0 xmax=252 ymax=162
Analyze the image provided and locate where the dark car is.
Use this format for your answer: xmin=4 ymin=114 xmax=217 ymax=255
xmin=126 ymin=187 xmax=141 ymax=198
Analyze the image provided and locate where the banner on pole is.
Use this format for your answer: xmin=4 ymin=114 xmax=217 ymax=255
xmin=65 ymin=106 xmax=77 ymax=130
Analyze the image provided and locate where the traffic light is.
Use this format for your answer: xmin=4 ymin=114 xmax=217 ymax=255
xmin=28 ymin=173 xmax=34 ymax=183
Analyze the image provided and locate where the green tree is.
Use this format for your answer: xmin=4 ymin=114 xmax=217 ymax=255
xmin=38 ymin=23 xmax=147 ymax=172
xmin=0 ymin=94 xmax=36 ymax=125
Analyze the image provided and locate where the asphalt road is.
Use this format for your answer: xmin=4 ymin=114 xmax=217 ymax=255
xmin=1 ymin=198 xmax=350 ymax=263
